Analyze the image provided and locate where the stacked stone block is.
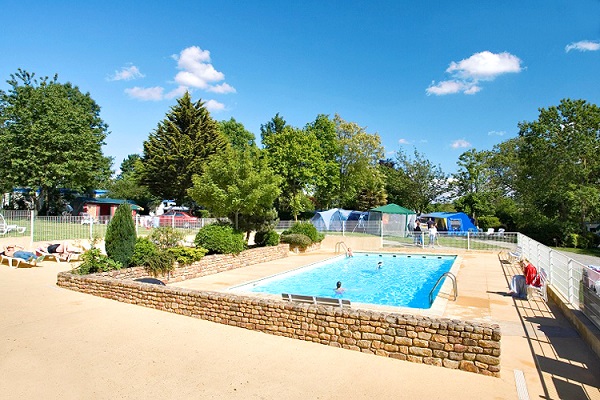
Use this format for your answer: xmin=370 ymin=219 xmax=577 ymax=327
xmin=56 ymin=245 xmax=501 ymax=376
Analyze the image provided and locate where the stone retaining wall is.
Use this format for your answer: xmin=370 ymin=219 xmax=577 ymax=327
xmin=57 ymin=244 xmax=501 ymax=376
xmin=96 ymin=244 xmax=290 ymax=283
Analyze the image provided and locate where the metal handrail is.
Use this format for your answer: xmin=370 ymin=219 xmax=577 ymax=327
xmin=335 ymin=241 xmax=348 ymax=254
xmin=429 ymin=272 xmax=457 ymax=305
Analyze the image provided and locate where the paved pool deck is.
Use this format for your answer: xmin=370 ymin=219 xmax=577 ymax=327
xmin=1 ymin=248 xmax=599 ymax=399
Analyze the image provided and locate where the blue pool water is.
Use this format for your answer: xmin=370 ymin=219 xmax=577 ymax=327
xmin=233 ymin=253 xmax=456 ymax=309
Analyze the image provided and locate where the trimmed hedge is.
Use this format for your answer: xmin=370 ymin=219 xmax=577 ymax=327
xmin=280 ymin=233 xmax=312 ymax=249
xmin=195 ymin=224 xmax=246 ymax=254
xmin=284 ymin=221 xmax=324 ymax=244
xmin=254 ymin=230 xmax=280 ymax=247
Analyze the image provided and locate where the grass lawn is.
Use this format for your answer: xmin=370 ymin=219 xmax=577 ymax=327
xmin=550 ymin=246 xmax=600 ymax=257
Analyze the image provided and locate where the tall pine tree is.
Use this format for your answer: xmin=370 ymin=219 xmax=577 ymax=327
xmin=142 ymin=92 xmax=227 ymax=205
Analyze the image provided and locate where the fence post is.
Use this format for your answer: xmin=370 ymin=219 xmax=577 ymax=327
xmin=380 ymin=218 xmax=383 ymax=248
xmin=568 ymin=259 xmax=574 ymax=304
xmin=467 ymin=231 xmax=470 ymax=250
xmin=172 ymin=214 xmax=175 ymax=228
xmin=29 ymin=210 xmax=35 ymax=246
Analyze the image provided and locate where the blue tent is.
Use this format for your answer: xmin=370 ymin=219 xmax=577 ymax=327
xmin=310 ymin=208 xmax=352 ymax=231
xmin=420 ymin=212 xmax=476 ymax=233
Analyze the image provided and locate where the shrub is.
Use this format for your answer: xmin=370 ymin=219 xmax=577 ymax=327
xmin=564 ymin=233 xmax=590 ymax=249
xmin=166 ymin=246 xmax=208 ymax=266
xmin=77 ymin=247 xmax=122 ymax=275
xmin=194 ymin=223 xmax=246 ymax=254
xmin=254 ymin=230 xmax=280 ymax=247
xmin=131 ymin=237 xmax=160 ymax=267
xmin=477 ymin=215 xmax=501 ymax=231
xmin=105 ymin=203 xmax=137 ymax=267
xmin=284 ymin=221 xmax=324 ymax=243
xmin=150 ymin=227 xmax=184 ymax=250
xmin=144 ymin=251 xmax=175 ymax=277
xmin=280 ymin=233 xmax=312 ymax=249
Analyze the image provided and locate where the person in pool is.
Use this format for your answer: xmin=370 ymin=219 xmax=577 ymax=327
xmin=346 ymin=247 xmax=353 ymax=257
xmin=377 ymin=261 xmax=383 ymax=269
xmin=335 ymin=281 xmax=345 ymax=294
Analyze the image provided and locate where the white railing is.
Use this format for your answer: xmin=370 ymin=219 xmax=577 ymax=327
xmin=518 ymin=233 xmax=600 ymax=330
xmin=0 ymin=210 xmax=222 ymax=243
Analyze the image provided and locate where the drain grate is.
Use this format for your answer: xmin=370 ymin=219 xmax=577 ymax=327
xmin=514 ymin=369 xmax=530 ymax=400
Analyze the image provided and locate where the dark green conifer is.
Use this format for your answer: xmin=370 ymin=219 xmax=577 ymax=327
xmin=105 ymin=203 xmax=137 ymax=266
xmin=142 ymin=92 xmax=227 ymax=205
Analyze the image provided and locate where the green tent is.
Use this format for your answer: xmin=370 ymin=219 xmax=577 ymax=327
xmin=370 ymin=203 xmax=416 ymax=236
xmin=370 ymin=204 xmax=415 ymax=214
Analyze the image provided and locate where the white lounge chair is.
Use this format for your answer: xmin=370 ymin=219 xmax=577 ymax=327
xmin=0 ymin=214 xmax=26 ymax=235
xmin=281 ymin=293 xmax=351 ymax=308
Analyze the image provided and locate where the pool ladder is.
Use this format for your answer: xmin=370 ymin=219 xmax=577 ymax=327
xmin=335 ymin=241 xmax=348 ymax=254
xmin=429 ymin=272 xmax=457 ymax=306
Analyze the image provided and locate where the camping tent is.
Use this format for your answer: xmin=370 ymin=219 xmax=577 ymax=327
xmin=420 ymin=212 xmax=477 ymax=233
xmin=370 ymin=204 xmax=417 ymax=236
xmin=310 ymin=208 xmax=353 ymax=231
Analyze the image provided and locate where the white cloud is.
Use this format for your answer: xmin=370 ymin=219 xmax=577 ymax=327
xmin=488 ymin=130 xmax=506 ymax=136
xmin=172 ymin=46 xmax=234 ymax=93
xmin=451 ymin=139 xmax=471 ymax=149
xmin=204 ymin=99 xmax=225 ymax=112
xmin=447 ymin=51 xmax=522 ymax=80
xmin=165 ymin=85 xmax=189 ymax=99
xmin=124 ymin=86 xmax=164 ymax=101
xmin=565 ymin=40 xmax=600 ymax=52
xmin=398 ymin=138 xmax=410 ymax=145
xmin=124 ymin=45 xmax=236 ymax=106
xmin=427 ymin=51 xmax=522 ymax=96
xmin=108 ymin=65 xmax=145 ymax=81
xmin=426 ymin=80 xmax=480 ymax=95
xmin=207 ymin=83 xmax=237 ymax=94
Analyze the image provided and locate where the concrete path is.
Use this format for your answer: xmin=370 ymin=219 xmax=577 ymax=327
xmin=1 ymin=251 xmax=599 ymax=399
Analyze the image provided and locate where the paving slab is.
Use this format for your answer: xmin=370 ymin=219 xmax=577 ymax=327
xmin=1 ymin=249 xmax=599 ymax=399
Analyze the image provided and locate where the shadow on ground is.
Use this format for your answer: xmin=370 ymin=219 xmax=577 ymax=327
xmin=498 ymin=257 xmax=600 ymax=400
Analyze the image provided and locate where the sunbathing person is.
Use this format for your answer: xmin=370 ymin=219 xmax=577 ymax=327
xmin=508 ymin=259 xmax=540 ymax=299
xmin=1 ymin=244 xmax=44 ymax=264
xmin=40 ymin=242 xmax=80 ymax=260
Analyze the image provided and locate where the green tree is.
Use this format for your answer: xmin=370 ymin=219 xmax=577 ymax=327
xmin=260 ymin=113 xmax=287 ymax=144
xmin=305 ymin=114 xmax=341 ymax=210
xmin=517 ymin=99 xmax=600 ymax=235
xmin=108 ymin=154 xmax=157 ymax=213
xmin=218 ymin=117 xmax=256 ymax=151
xmin=391 ymin=148 xmax=448 ymax=214
xmin=105 ymin=203 xmax=137 ymax=266
xmin=262 ymin=124 xmax=325 ymax=219
xmin=142 ymin=92 xmax=227 ymax=205
xmin=188 ymin=147 xmax=281 ymax=236
xmin=334 ymin=114 xmax=386 ymax=209
xmin=0 ymin=69 xmax=112 ymax=214
xmin=452 ymin=149 xmax=497 ymax=225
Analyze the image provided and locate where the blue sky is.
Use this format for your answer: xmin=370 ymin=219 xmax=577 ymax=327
xmin=1 ymin=1 xmax=599 ymax=174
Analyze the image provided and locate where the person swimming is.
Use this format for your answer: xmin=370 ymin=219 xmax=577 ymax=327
xmin=335 ymin=281 xmax=345 ymax=293
xmin=346 ymin=247 xmax=353 ymax=257
xmin=377 ymin=261 xmax=383 ymax=269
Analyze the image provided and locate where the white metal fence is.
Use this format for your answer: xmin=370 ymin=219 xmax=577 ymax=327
xmin=0 ymin=210 xmax=221 ymax=243
xmin=518 ymin=233 xmax=600 ymax=330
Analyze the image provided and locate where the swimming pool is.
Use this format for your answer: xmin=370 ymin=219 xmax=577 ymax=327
xmin=232 ymin=253 xmax=456 ymax=309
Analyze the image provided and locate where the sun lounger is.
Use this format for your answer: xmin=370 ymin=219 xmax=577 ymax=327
xmin=281 ymin=293 xmax=351 ymax=308
xmin=0 ymin=254 xmax=39 ymax=268
xmin=0 ymin=214 xmax=27 ymax=235
xmin=35 ymin=248 xmax=80 ymax=263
